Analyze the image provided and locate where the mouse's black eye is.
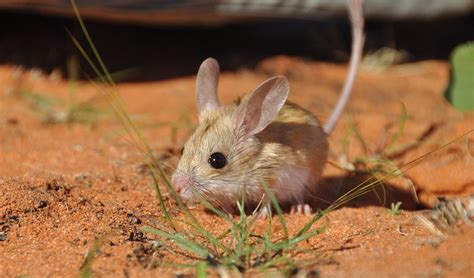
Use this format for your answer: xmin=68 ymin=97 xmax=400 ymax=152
xmin=208 ymin=152 xmax=227 ymax=169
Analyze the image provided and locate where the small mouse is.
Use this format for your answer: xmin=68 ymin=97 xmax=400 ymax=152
xmin=171 ymin=0 xmax=365 ymax=215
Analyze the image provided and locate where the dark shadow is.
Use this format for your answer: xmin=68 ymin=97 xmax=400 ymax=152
xmin=0 ymin=11 xmax=348 ymax=82
xmin=309 ymin=173 xmax=427 ymax=211
xmin=0 ymin=10 xmax=473 ymax=82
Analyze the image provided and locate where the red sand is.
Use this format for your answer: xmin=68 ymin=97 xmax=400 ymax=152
xmin=1 ymin=57 xmax=473 ymax=277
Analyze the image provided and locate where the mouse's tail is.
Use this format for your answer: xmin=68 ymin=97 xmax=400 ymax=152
xmin=323 ymin=0 xmax=365 ymax=134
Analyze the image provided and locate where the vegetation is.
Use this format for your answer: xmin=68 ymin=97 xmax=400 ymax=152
xmin=389 ymin=202 xmax=403 ymax=216
xmin=333 ymin=104 xmax=419 ymax=206
xmin=9 ymin=57 xmax=108 ymax=125
xmin=445 ymin=42 xmax=474 ymax=111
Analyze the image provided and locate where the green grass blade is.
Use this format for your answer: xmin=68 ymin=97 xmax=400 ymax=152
xmin=261 ymin=180 xmax=289 ymax=242
xmin=70 ymin=0 xmax=114 ymax=86
xmin=142 ymin=226 xmax=212 ymax=258
xmin=293 ymin=209 xmax=327 ymax=239
xmin=196 ymin=261 xmax=208 ymax=278
xmin=385 ymin=103 xmax=408 ymax=154
xmin=79 ymin=236 xmax=105 ymax=278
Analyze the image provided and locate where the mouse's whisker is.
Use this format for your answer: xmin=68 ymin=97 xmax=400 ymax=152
xmin=222 ymin=180 xmax=333 ymax=206
xmin=194 ymin=186 xmax=227 ymax=211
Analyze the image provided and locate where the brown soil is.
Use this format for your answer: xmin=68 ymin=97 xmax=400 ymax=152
xmin=1 ymin=56 xmax=473 ymax=277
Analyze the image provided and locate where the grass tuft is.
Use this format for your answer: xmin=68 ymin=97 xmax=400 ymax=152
xmin=333 ymin=104 xmax=419 ymax=206
xmin=389 ymin=202 xmax=403 ymax=216
xmin=9 ymin=56 xmax=108 ymax=125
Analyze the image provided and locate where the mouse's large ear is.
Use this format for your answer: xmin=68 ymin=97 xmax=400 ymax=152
xmin=235 ymin=76 xmax=289 ymax=139
xmin=196 ymin=58 xmax=221 ymax=118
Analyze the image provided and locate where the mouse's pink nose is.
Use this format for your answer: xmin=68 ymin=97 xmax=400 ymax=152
xmin=172 ymin=174 xmax=194 ymax=194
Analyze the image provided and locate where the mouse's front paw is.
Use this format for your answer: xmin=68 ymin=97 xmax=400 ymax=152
xmin=290 ymin=204 xmax=313 ymax=215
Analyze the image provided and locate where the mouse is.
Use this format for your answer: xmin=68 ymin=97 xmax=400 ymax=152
xmin=171 ymin=0 xmax=365 ymax=215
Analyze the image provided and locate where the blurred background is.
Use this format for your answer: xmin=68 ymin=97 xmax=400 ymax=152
xmin=0 ymin=0 xmax=473 ymax=81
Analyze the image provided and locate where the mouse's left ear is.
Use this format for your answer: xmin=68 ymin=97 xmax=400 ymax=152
xmin=235 ymin=76 xmax=289 ymax=139
xmin=196 ymin=58 xmax=221 ymax=119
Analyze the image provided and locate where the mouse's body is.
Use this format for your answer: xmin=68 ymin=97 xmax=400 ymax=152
xmin=172 ymin=91 xmax=328 ymax=212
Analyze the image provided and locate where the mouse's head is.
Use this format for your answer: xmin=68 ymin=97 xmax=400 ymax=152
xmin=171 ymin=58 xmax=289 ymax=210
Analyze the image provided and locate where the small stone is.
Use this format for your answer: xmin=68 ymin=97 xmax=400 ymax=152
xmin=0 ymin=231 xmax=7 ymax=241
xmin=38 ymin=200 xmax=48 ymax=209
xmin=150 ymin=240 xmax=162 ymax=250
xmin=8 ymin=215 xmax=19 ymax=224
xmin=135 ymin=163 xmax=149 ymax=174
xmin=74 ymin=174 xmax=88 ymax=182
xmin=129 ymin=227 xmax=146 ymax=242
xmin=6 ymin=118 xmax=18 ymax=125
xmin=307 ymin=270 xmax=321 ymax=278
xmin=127 ymin=214 xmax=142 ymax=225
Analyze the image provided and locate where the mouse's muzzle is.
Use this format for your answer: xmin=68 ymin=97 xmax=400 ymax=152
xmin=171 ymin=172 xmax=196 ymax=200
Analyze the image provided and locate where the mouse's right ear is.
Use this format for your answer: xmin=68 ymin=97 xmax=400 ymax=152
xmin=196 ymin=58 xmax=221 ymax=119
xmin=235 ymin=76 xmax=289 ymax=140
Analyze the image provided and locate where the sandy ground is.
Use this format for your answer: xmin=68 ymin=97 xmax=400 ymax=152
xmin=0 ymin=56 xmax=473 ymax=277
